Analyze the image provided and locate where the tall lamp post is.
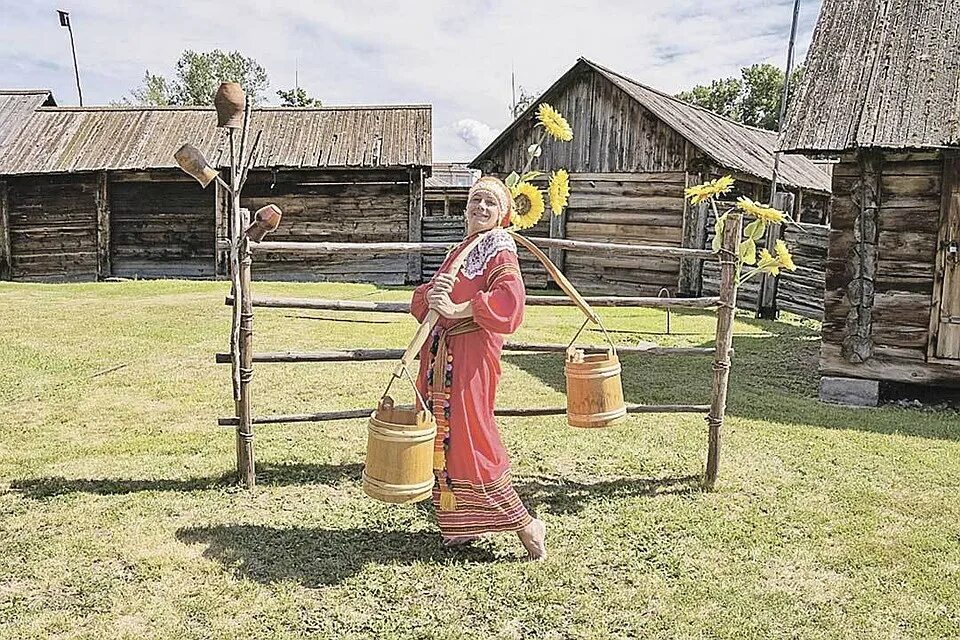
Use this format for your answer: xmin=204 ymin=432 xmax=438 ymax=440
xmin=57 ymin=10 xmax=83 ymax=106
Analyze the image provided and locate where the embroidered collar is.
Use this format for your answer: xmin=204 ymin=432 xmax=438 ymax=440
xmin=461 ymin=228 xmax=517 ymax=279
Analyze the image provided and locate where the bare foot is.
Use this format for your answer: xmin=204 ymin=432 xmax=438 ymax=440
xmin=517 ymin=518 xmax=547 ymax=560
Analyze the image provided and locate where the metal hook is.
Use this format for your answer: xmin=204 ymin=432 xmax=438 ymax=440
xmin=270 ymin=167 xmax=278 ymax=191
xmin=658 ymin=287 xmax=672 ymax=335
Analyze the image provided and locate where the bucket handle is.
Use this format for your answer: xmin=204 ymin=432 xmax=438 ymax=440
xmin=508 ymin=231 xmax=617 ymax=357
xmin=380 ymin=363 xmax=430 ymax=413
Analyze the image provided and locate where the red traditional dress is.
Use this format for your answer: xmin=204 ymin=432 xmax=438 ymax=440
xmin=410 ymin=227 xmax=532 ymax=537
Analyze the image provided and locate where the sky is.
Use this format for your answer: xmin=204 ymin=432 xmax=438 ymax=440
xmin=0 ymin=0 xmax=823 ymax=162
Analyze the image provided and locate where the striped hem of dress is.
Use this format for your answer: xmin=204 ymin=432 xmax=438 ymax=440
xmin=434 ymin=471 xmax=532 ymax=537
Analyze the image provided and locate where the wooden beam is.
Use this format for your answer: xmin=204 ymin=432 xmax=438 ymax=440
xmin=407 ymin=166 xmax=424 ymax=283
xmin=231 ymin=237 xmax=716 ymax=260
xmin=0 ymin=181 xmax=10 ymax=281
xmin=842 ymin=151 xmax=881 ymax=363
xmin=95 ymin=171 xmax=111 ymax=279
xmin=214 ymin=343 xmax=719 ymax=363
xmin=224 ymin=294 xmax=722 ymax=312
xmin=217 ymin=402 xmax=712 ymax=426
xmin=548 ymin=206 xmax=567 ymax=272
xmin=214 ymin=175 xmax=228 ymax=278
xmin=679 ymin=172 xmax=710 ymax=296
xmin=756 ymin=191 xmax=793 ymax=319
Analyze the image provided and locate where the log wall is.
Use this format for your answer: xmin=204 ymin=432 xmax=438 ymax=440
xmin=562 ymin=172 xmax=686 ymax=296
xmin=821 ymin=150 xmax=957 ymax=386
xmin=240 ymin=169 xmax=415 ymax=284
xmin=110 ymin=173 xmax=216 ymax=279
xmin=421 ymin=188 xmax=467 ymax=279
xmin=4 ymin=174 xmax=99 ymax=281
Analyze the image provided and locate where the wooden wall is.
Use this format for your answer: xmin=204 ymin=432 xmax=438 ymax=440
xmin=240 ymin=168 xmax=416 ymax=285
xmin=563 ymin=171 xmax=686 ymax=295
xmin=110 ymin=172 xmax=215 ymax=279
xmin=821 ymin=150 xmax=959 ymax=386
xmin=2 ymin=174 xmax=99 ymax=281
xmin=421 ymin=187 xmax=467 ymax=279
xmin=476 ymin=68 xmax=692 ymax=176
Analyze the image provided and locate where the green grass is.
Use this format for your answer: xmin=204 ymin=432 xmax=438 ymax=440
xmin=0 ymin=279 xmax=958 ymax=639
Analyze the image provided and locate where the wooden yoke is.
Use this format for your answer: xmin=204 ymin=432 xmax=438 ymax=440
xmin=393 ymin=229 xmax=601 ymax=380
xmin=508 ymin=231 xmax=600 ymax=325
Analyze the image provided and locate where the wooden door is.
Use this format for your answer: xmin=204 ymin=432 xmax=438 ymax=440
xmin=931 ymin=156 xmax=960 ymax=359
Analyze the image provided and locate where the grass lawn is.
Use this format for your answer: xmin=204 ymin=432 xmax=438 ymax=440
xmin=0 ymin=279 xmax=958 ymax=639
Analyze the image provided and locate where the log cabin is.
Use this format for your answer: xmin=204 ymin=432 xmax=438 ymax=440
xmin=470 ymin=58 xmax=832 ymax=297
xmin=779 ymin=0 xmax=960 ymax=403
xmin=0 ymin=92 xmax=431 ymax=285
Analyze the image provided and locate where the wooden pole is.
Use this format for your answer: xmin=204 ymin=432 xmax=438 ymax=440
xmin=218 ymin=402 xmax=713 ymax=426
xmin=214 ymin=176 xmax=227 ymax=278
xmin=95 ymin=171 xmax=111 ymax=279
xmin=232 ymin=98 xmax=256 ymax=489
xmin=224 ymin=294 xmax=723 ymax=312
xmin=0 ymin=181 xmax=11 ymax=281
xmin=704 ymin=212 xmax=742 ymax=491
xmin=407 ymin=166 xmax=424 ymax=283
xmin=214 ymin=343 xmax=720 ymax=363
xmin=232 ymin=237 xmax=716 ymax=260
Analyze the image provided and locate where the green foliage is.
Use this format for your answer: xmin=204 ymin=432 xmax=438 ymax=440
xmin=126 ymin=49 xmax=270 ymax=106
xmin=276 ymin=87 xmax=322 ymax=107
xmin=676 ymin=64 xmax=805 ymax=130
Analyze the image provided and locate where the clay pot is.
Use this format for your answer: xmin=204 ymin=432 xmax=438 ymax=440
xmin=244 ymin=204 xmax=283 ymax=242
xmin=173 ymin=143 xmax=218 ymax=188
xmin=214 ymin=82 xmax=245 ymax=128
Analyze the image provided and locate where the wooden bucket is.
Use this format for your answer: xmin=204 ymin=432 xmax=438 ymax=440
xmin=362 ymin=396 xmax=437 ymax=504
xmin=565 ymin=350 xmax=627 ymax=428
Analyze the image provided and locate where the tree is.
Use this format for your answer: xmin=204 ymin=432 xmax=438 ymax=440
xmin=676 ymin=63 xmax=804 ymax=131
xmin=126 ymin=49 xmax=269 ymax=106
xmin=276 ymin=87 xmax=322 ymax=107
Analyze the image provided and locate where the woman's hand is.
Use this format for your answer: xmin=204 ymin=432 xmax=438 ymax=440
xmin=431 ymin=273 xmax=456 ymax=295
xmin=427 ymin=289 xmax=472 ymax=319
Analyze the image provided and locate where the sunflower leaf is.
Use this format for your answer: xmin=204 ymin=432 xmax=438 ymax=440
xmin=744 ymin=219 xmax=766 ymax=241
xmin=504 ymin=172 xmax=520 ymax=188
xmin=520 ymin=170 xmax=543 ymax=182
xmin=711 ymin=215 xmax=726 ymax=253
xmin=738 ymin=238 xmax=757 ymax=265
xmin=527 ymin=143 xmax=542 ymax=158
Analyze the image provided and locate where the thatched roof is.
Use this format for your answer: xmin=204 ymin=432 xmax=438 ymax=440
xmin=780 ymin=0 xmax=960 ymax=153
xmin=473 ymin=58 xmax=832 ymax=193
xmin=0 ymin=99 xmax=432 ymax=175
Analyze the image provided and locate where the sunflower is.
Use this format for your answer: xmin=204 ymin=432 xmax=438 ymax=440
xmin=548 ymin=169 xmax=570 ymax=215
xmin=774 ymin=239 xmax=797 ymax=271
xmin=736 ymin=196 xmax=785 ymax=223
xmin=684 ymin=175 xmax=735 ymax=205
xmin=757 ymin=248 xmax=780 ymax=276
xmin=511 ymin=181 xmax=546 ymax=230
xmin=536 ymin=103 xmax=573 ymax=142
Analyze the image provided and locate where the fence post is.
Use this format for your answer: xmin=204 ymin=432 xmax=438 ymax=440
xmin=407 ymin=167 xmax=424 ymax=283
xmin=548 ymin=206 xmax=567 ymax=273
xmin=756 ymin=192 xmax=793 ymax=319
xmin=704 ymin=211 xmax=742 ymax=491
xmin=0 ymin=181 xmax=10 ymax=281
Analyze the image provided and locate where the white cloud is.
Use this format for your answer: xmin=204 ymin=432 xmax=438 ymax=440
xmin=0 ymin=0 xmax=824 ymax=161
xmin=454 ymin=119 xmax=498 ymax=152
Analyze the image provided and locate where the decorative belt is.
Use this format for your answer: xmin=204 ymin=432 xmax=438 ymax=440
xmin=427 ymin=318 xmax=481 ymax=511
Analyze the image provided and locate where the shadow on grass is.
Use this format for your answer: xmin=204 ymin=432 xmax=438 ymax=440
xmin=175 ymin=524 xmax=499 ymax=587
xmin=515 ymin=473 xmax=702 ymax=515
xmin=9 ymin=461 xmax=363 ymax=498
xmin=506 ymin=316 xmax=960 ymax=442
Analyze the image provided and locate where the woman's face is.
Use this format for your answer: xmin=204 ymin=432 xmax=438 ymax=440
xmin=465 ymin=189 xmax=504 ymax=235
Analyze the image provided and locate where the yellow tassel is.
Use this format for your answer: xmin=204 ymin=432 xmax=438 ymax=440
xmin=433 ymin=450 xmax=445 ymax=470
xmin=439 ymin=490 xmax=457 ymax=512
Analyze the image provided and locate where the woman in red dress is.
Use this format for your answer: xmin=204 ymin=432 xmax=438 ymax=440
xmin=410 ymin=176 xmax=547 ymax=560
